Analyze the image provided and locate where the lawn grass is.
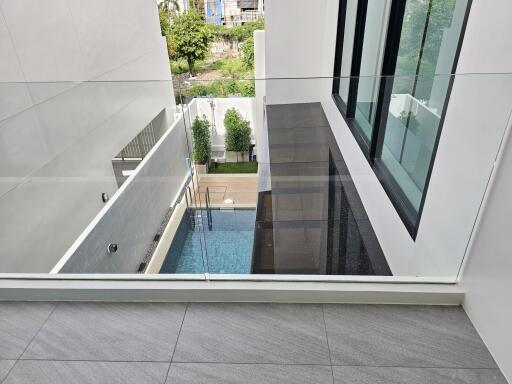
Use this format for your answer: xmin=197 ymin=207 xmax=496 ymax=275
xmin=208 ymin=162 xmax=258 ymax=174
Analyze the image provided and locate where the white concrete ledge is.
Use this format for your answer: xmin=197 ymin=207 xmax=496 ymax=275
xmin=0 ymin=279 xmax=464 ymax=305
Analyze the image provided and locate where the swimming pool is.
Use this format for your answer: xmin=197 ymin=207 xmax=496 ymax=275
xmin=160 ymin=208 xmax=256 ymax=274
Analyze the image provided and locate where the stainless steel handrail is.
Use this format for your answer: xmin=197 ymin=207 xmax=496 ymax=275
xmin=205 ymin=186 xmax=213 ymax=231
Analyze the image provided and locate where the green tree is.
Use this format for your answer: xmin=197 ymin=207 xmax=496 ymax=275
xmin=191 ymin=115 xmax=211 ymax=164
xmin=159 ymin=8 xmax=171 ymax=36
xmin=170 ymin=10 xmax=213 ymax=76
xmin=224 ymin=108 xmax=251 ymax=154
xmin=158 ymin=5 xmax=178 ymax=61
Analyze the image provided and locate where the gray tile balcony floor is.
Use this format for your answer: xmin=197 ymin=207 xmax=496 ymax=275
xmin=0 ymin=302 xmax=508 ymax=384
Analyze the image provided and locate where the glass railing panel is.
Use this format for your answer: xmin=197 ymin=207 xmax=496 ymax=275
xmin=177 ymin=78 xmax=259 ymax=275
xmin=0 ymin=75 xmax=510 ymax=283
xmin=0 ymin=80 xmax=207 ymax=278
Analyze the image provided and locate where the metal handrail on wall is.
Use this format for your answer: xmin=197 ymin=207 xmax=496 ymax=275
xmin=205 ymin=187 xmax=213 ymax=231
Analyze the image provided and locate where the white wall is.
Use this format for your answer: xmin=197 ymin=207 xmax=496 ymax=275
xmin=0 ymin=0 xmax=174 ymax=272
xmin=264 ymin=0 xmax=335 ymax=104
xmin=455 ymin=0 xmax=512 ymax=382
xmin=461 ymin=118 xmax=512 ymax=383
xmin=194 ymin=97 xmax=256 ymax=151
xmin=58 ymin=114 xmax=190 ymax=273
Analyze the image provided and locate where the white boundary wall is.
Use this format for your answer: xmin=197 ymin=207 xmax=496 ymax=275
xmin=190 ymin=97 xmax=256 ymax=151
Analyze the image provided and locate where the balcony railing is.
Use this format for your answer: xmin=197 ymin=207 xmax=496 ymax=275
xmin=0 ymin=75 xmax=510 ymax=284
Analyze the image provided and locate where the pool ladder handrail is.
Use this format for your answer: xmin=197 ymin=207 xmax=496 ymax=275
xmin=184 ymin=186 xmax=197 ymax=230
xmin=205 ymin=186 xmax=213 ymax=231
xmin=185 ymin=186 xmax=193 ymax=208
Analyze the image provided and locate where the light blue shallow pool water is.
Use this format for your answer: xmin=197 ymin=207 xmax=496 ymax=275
xmin=160 ymin=209 xmax=256 ymax=274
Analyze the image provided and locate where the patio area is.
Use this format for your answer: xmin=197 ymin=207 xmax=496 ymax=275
xmin=195 ymin=174 xmax=259 ymax=207
xmin=0 ymin=302 xmax=505 ymax=383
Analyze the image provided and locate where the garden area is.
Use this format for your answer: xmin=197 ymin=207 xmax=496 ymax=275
xmin=191 ymin=107 xmax=257 ymax=174
xmin=159 ymin=3 xmax=263 ymax=100
xmin=208 ymin=162 xmax=258 ymax=174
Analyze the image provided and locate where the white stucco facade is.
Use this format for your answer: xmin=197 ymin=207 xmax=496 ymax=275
xmin=0 ymin=0 xmax=174 ymax=272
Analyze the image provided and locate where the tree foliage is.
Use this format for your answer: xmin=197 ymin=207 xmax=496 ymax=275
xmin=159 ymin=6 xmax=177 ymax=61
xmin=231 ymin=18 xmax=264 ymax=42
xmin=191 ymin=115 xmax=211 ymax=164
xmin=170 ymin=10 xmax=213 ymax=76
xmin=241 ymin=36 xmax=254 ymax=69
xmin=394 ymin=0 xmax=456 ymax=98
xmin=224 ymin=108 xmax=251 ymax=152
xmin=159 ymin=9 xmax=171 ymax=36
xmin=209 ymin=18 xmax=264 ymax=44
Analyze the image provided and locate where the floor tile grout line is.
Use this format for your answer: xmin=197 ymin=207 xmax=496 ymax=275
xmin=0 ymin=361 xmax=17 ymax=384
xmin=164 ymin=302 xmax=189 ymax=383
xmin=321 ymin=304 xmax=335 ymax=384
xmin=3 ymin=358 xmax=504 ymax=370
xmin=1 ymin=303 xmax=58 ymax=384
xmin=17 ymin=303 xmax=58 ymax=360
xmin=9 ymin=359 xmax=332 ymax=366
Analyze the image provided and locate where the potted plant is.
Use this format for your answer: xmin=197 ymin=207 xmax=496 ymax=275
xmin=191 ymin=114 xmax=211 ymax=174
xmin=224 ymin=107 xmax=251 ymax=162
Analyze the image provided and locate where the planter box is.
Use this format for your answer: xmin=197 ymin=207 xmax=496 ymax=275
xmin=225 ymin=151 xmax=249 ymax=163
xmin=195 ymin=163 xmax=208 ymax=175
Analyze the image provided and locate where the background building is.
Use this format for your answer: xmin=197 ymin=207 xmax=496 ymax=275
xmin=205 ymin=0 xmax=263 ymax=26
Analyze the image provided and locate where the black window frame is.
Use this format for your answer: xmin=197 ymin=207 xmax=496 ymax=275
xmin=332 ymin=0 xmax=473 ymax=238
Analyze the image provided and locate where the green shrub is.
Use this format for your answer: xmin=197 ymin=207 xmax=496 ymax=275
xmin=208 ymin=18 xmax=264 ymax=43
xmin=210 ymin=58 xmax=252 ymax=78
xmin=241 ymin=36 xmax=254 ymax=69
xmin=224 ymin=108 xmax=251 ymax=153
xmin=231 ymin=18 xmax=265 ymax=42
xmin=191 ymin=115 xmax=211 ymax=164
xmin=186 ymin=80 xmax=255 ymax=98
xmin=171 ymin=59 xmax=205 ymax=75
xmin=171 ymin=59 xmax=189 ymax=74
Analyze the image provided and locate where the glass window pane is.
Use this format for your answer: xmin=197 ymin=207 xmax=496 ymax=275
xmin=381 ymin=0 xmax=470 ymax=212
xmin=338 ymin=0 xmax=358 ymax=104
xmin=354 ymin=0 xmax=391 ymax=143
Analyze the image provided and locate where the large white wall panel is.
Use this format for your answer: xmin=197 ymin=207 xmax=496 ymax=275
xmin=68 ymin=0 xmax=163 ymax=79
xmin=461 ymin=124 xmax=512 ymax=383
xmin=265 ymin=0 xmax=335 ymax=104
xmin=0 ymin=9 xmax=24 ymax=82
xmin=0 ymin=0 xmax=87 ymax=81
xmin=0 ymin=0 xmax=174 ymax=272
xmin=0 ymin=10 xmax=34 ymax=120
xmin=456 ymin=0 xmax=512 ymax=382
